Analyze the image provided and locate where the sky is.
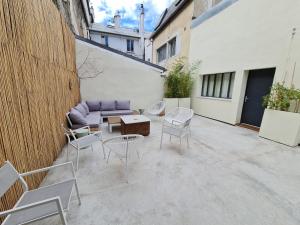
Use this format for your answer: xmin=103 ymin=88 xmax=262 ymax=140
xmin=90 ymin=0 xmax=173 ymax=32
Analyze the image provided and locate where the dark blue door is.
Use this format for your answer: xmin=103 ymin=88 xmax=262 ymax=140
xmin=241 ymin=68 xmax=275 ymax=127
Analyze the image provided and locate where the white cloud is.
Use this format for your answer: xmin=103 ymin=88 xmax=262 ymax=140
xmin=90 ymin=0 xmax=173 ymax=30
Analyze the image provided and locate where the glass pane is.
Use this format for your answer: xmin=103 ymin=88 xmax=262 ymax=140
xmin=169 ymin=38 xmax=176 ymax=57
xmin=105 ymin=36 xmax=109 ymax=46
xmin=214 ymin=74 xmax=222 ymax=97
xmin=221 ymin=73 xmax=230 ymax=98
xmin=157 ymin=45 xmax=167 ymax=62
xmin=127 ymin=40 xmax=130 ymax=51
xmin=202 ymin=76 xmax=208 ymax=96
xmin=131 ymin=40 xmax=134 ymax=51
xmin=228 ymin=73 xmax=235 ymax=98
xmin=208 ymin=75 xmax=215 ymax=97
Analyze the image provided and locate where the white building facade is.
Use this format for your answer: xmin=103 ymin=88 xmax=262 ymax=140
xmin=89 ymin=5 xmax=150 ymax=60
xmin=189 ymin=0 xmax=300 ymax=146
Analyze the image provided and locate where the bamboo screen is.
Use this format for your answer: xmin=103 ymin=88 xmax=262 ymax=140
xmin=0 ymin=0 xmax=80 ymax=214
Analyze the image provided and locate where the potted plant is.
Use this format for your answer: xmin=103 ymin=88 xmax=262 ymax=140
xmin=259 ymin=82 xmax=300 ymax=146
xmin=163 ymin=58 xmax=197 ymax=112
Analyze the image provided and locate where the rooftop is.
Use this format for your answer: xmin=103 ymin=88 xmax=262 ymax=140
xmin=151 ymin=0 xmax=191 ymax=39
xmin=75 ymin=35 xmax=166 ymax=71
xmin=90 ymin=23 xmax=151 ymax=39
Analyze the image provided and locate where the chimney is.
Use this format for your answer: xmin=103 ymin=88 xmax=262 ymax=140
xmin=139 ymin=4 xmax=145 ymax=59
xmin=113 ymin=11 xmax=121 ymax=28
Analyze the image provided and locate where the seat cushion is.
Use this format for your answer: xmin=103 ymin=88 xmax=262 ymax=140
xmin=69 ymin=108 xmax=88 ymax=125
xmin=101 ymin=100 xmax=115 ymax=111
xmin=86 ymin=100 xmax=101 ymax=112
xmin=4 ymin=179 xmax=75 ymax=225
xmin=101 ymin=110 xmax=133 ymax=117
xmin=74 ymin=103 xmax=87 ymax=116
xmin=86 ymin=111 xmax=101 ymax=128
xmin=116 ymin=100 xmax=130 ymax=110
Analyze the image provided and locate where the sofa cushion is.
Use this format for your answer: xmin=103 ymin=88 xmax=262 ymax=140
xmin=69 ymin=108 xmax=88 ymax=125
xmin=101 ymin=110 xmax=133 ymax=117
xmin=74 ymin=103 xmax=87 ymax=116
xmin=86 ymin=101 xmax=101 ymax=112
xmin=101 ymin=100 xmax=115 ymax=111
xmin=116 ymin=100 xmax=130 ymax=110
xmin=81 ymin=101 xmax=89 ymax=114
xmin=86 ymin=112 xmax=101 ymax=128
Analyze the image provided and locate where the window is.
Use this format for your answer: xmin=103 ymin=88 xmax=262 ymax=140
xmin=168 ymin=37 xmax=176 ymax=57
xmin=127 ymin=39 xmax=134 ymax=52
xmin=157 ymin=36 xmax=177 ymax=63
xmin=157 ymin=44 xmax=167 ymax=63
xmin=102 ymin=35 xmax=109 ymax=46
xmin=201 ymin=72 xmax=235 ymax=99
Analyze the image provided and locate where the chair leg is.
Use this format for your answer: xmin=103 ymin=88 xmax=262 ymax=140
xmin=160 ymin=132 xmax=163 ymax=149
xmin=74 ymin=180 xmax=82 ymax=205
xmin=169 ymin=135 xmax=172 ymax=142
xmin=66 ymin=144 xmax=70 ymax=161
xmin=101 ymin=143 xmax=106 ymax=159
xmin=106 ymin=150 xmax=111 ymax=164
xmin=180 ymin=137 xmax=183 ymax=154
xmin=56 ymin=199 xmax=67 ymax=225
xmin=187 ymin=135 xmax=190 ymax=149
xmin=125 ymin=145 xmax=129 ymax=183
xmin=136 ymin=149 xmax=141 ymax=160
xmin=76 ymin=148 xmax=80 ymax=171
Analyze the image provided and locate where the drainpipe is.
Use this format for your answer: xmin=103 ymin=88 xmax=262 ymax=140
xmin=139 ymin=4 xmax=145 ymax=60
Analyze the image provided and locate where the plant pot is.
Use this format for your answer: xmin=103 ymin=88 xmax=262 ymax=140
xmin=178 ymin=98 xmax=191 ymax=108
xmin=163 ymin=98 xmax=178 ymax=113
xmin=259 ymin=109 xmax=300 ymax=147
xmin=163 ymin=98 xmax=191 ymax=113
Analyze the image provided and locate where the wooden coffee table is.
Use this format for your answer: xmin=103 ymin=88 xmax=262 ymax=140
xmin=107 ymin=116 xmax=121 ymax=133
xmin=120 ymin=115 xmax=150 ymax=136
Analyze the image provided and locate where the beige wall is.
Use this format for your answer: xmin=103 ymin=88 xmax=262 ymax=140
xmin=76 ymin=40 xmax=164 ymax=110
xmin=189 ymin=0 xmax=300 ymax=124
xmin=152 ymin=1 xmax=194 ymax=68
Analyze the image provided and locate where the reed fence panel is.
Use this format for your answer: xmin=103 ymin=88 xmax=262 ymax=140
xmin=0 ymin=0 xmax=80 ymax=215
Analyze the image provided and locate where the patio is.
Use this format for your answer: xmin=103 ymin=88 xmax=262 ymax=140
xmin=36 ymin=115 xmax=300 ymax=225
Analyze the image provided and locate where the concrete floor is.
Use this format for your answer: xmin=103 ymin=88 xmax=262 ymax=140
xmin=36 ymin=116 xmax=300 ymax=225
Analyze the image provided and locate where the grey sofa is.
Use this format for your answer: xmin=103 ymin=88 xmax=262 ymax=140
xmin=67 ymin=100 xmax=133 ymax=129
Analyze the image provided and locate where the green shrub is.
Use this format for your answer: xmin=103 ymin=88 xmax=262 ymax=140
xmin=164 ymin=59 xmax=198 ymax=98
xmin=263 ymin=82 xmax=300 ymax=112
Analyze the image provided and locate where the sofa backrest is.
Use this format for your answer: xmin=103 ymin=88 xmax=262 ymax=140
xmin=74 ymin=103 xmax=88 ymax=116
xmin=101 ymin=100 xmax=116 ymax=111
xmin=115 ymin=100 xmax=130 ymax=110
xmin=86 ymin=101 xmax=101 ymax=112
xmin=84 ymin=100 xmax=131 ymax=112
xmin=69 ymin=108 xmax=88 ymax=125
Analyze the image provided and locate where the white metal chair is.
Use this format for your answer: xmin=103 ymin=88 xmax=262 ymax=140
xmin=160 ymin=107 xmax=194 ymax=151
xmin=0 ymin=161 xmax=80 ymax=225
xmin=102 ymin=134 xmax=144 ymax=180
xmin=62 ymin=125 xmax=104 ymax=171
xmin=146 ymin=101 xmax=165 ymax=118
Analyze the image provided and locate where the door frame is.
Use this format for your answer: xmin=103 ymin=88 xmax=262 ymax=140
xmin=239 ymin=67 xmax=276 ymax=128
xmin=236 ymin=67 xmax=276 ymax=126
